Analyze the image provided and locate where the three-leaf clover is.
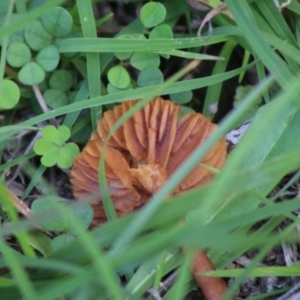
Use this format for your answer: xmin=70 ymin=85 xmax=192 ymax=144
xmin=34 ymin=125 xmax=79 ymax=168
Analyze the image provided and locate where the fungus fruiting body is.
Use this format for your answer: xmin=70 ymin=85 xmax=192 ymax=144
xmin=70 ymin=97 xmax=227 ymax=225
xmin=70 ymin=96 xmax=228 ymax=300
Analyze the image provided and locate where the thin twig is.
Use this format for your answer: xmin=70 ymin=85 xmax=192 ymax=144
xmin=147 ymin=288 xmax=162 ymax=300
xmin=32 ymin=85 xmax=59 ymax=127
xmin=277 ymin=281 xmax=300 ymax=300
xmin=32 ymin=84 xmax=48 ymax=113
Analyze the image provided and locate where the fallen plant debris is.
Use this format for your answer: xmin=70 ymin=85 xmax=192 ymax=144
xmin=71 ymin=96 xmax=228 ymax=299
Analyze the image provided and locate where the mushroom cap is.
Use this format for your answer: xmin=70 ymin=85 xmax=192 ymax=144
xmin=70 ymin=97 xmax=227 ymax=225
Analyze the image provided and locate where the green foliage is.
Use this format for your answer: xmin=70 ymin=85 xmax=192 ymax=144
xmin=25 ymin=20 xmax=52 ymax=51
xmin=49 ymin=70 xmax=73 ymax=91
xmin=149 ymin=24 xmax=173 ymax=39
xmin=40 ymin=6 xmax=73 ymax=37
xmin=51 ymin=234 xmax=75 ymax=251
xmin=107 ymin=65 xmax=131 ymax=89
xmin=140 ymin=2 xmax=166 ymax=28
xmin=43 ymin=89 xmax=69 ymax=108
xmin=31 ymin=197 xmax=93 ymax=234
xmin=137 ymin=66 xmax=163 ymax=87
xmin=0 ymin=0 xmax=10 ymax=17
xmin=233 ymin=85 xmax=261 ymax=123
xmin=43 ymin=69 xmax=74 ymax=108
xmin=18 ymin=61 xmax=45 ymax=85
xmin=5 ymin=6 xmax=73 ymax=86
xmin=34 ymin=125 xmax=79 ymax=168
xmin=2 ymin=0 xmax=300 ymax=299
xmin=0 ymin=79 xmax=20 ymax=109
xmin=106 ymin=2 xmax=169 ymax=93
xmin=6 ymin=41 xmax=31 ymax=67
xmin=26 ymin=230 xmax=52 ymax=256
xmin=130 ymin=52 xmax=160 ymax=70
xmin=36 ymin=45 xmax=60 ymax=71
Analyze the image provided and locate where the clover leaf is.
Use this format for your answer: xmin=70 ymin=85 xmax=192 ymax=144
xmin=137 ymin=66 xmax=163 ymax=87
xmin=34 ymin=125 xmax=79 ymax=168
xmin=18 ymin=61 xmax=45 ymax=85
xmin=107 ymin=65 xmax=131 ymax=89
xmin=0 ymin=79 xmax=20 ymax=109
xmin=41 ymin=7 xmax=73 ymax=37
xmin=36 ymin=45 xmax=60 ymax=72
xmin=31 ymin=197 xmax=93 ymax=234
xmin=140 ymin=2 xmax=166 ymax=28
xmin=7 ymin=41 xmax=31 ymax=68
xmin=25 ymin=19 xmax=52 ymax=51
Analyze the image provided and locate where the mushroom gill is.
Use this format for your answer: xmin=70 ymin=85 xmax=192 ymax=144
xmin=70 ymin=96 xmax=227 ymax=226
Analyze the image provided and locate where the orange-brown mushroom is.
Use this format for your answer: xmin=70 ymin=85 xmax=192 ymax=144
xmin=70 ymin=96 xmax=228 ymax=299
xmin=71 ymin=96 xmax=226 ymax=224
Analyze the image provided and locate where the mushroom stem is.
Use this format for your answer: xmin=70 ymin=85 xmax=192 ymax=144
xmin=191 ymin=249 xmax=231 ymax=300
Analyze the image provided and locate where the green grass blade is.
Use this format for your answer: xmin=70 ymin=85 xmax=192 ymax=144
xmin=225 ymin=0 xmax=293 ymax=86
xmin=203 ymin=40 xmax=237 ymax=117
xmin=57 ymin=36 xmax=230 ymax=53
xmin=0 ymin=239 xmax=37 ymax=299
xmin=76 ymin=0 xmax=101 ymax=129
xmin=255 ymin=0 xmax=298 ymax=48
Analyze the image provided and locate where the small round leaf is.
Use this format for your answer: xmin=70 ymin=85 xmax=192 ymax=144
xmin=0 ymin=79 xmax=20 ymax=109
xmin=36 ymin=45 xmax=60 ymax=72
xmin=170 ymin=90 xmax=193 ymax=104
xmin=18 ymin=61 xmax=45 ymax=85
xmin=107 ymin=65 xmax=130 ymax=89
xmin=44 ymin=89 xmax=68 ymax=109
xmin=49 ymin=70 xmax=73 ymax=91
xmin=149 ymin=24 xmax=173 ymax=39
xmin=32 ymin=198 xmax=66 ymax=231
xmin=66 ymin=202 xmax=93 ymax=234
xmin=40 ymin=125 xmax=70 ymax=145
xmin=57 ymin=143 xmax=79 ymax=169
xmin=41 ymin=125 xmax=62 ymax=146
xmin=41 ymin=125 xmax=57 ymax=141
xmin=25 ymin=20 xmax=52 ymax=51
xmin=114 ymin=34 xmax=146 ymax=60
xmin=51 ymin=234 xmax=75 ymax=251
xmin=140 ymin=2 xmax=166 ymax=28
xmin=130 ymin=52 xmax=160 ymax=71
xmin=41 ymin=7 xmax=73 ymax=37
xmin=33 ymin=198 xmax=93 ymax=234
xmin=137 ymin=66 xmax=163 ymax=87
xmin=41 ymin=148 xmax=59 ymax=167
xmin=107 ymin=83 xmax=132 ymax=95
xmin=57 ymin=125 xmax=71 ymax=144
xmin=7 ymin=42 xmax=31 ymax=67
xmin=34 ymin=139 xmax=57 ymax=155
